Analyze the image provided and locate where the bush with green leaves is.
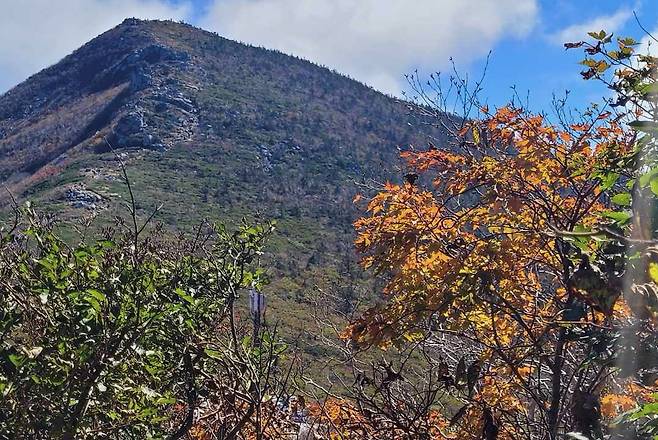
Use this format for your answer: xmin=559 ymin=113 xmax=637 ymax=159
xmin=0 ymin=200 xmax=286 ymax=439
xmin=566 ymin=29 xmax=658 ymax=439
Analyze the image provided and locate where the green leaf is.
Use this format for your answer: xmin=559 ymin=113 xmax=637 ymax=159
xmin=629 ymin=120 xmax=658 ymax=134
xmin=203 ymin=348 xmax=223 ymax=360
xmin=74 ymin=250 xmax=89 ymax=259
xmin=175 ymin=288 xmax=195 ymax=305
xmin=638 ymin=82 xmax=658 ymax=97
xmin=611 ymin=193 xmax=631 ymax=206
xmin=628 ymin=402 xmax=658 ymax=419
xmin=599 ymin=172 xmax=620 ymax=190
xmin=36 ymin=258 xmax=55 ymax=271
xmin=8 ymin=354 xmax=25 ymax=368
xmin=155 ymin=396 xmax=176 ymax=405
xmin=86 ymin=289 xmax=106 ymax=303
xmin=618 ymin=37 xmax=637 ymax=46
xmin=602 ymin=210 xmax=632 ymax=225
xmin=85 ymin=296 xmax=101 ymax=313
xmin=651 ymin=178 xmax=658 ymax=197
xmin=588 ymin=30 xmax=606 ymax=40
xmin=107 ymin=411 xmax=120 ymax=421
xmin=640 ymin=167 xmax=658 ymax=187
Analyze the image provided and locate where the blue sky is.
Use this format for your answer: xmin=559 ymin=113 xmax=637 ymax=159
xmin=468 ymin=0 xmax=658 ymax=112
xmin=0 ymin=0 xmax=656 ymax=114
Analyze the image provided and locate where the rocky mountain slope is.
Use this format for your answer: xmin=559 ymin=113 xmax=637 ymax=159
xmin=0 ymin=19 xmax=445 ymax=348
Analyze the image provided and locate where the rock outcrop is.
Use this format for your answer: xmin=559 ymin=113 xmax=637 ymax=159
xmin=65 ymin=184 xmax=106 ymax=210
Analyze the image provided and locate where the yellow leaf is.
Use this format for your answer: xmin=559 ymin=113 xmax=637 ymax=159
xmin=472 ymin=126 xmax=480 ymax=144
xmin=649 ymin=262 xmax=658 ymax=284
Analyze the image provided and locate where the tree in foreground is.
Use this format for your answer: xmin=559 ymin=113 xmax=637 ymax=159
xmin=0 ymin=169 xmax=298 ymax=439
xmin=338 ymin=29 xmax=657 ymax=439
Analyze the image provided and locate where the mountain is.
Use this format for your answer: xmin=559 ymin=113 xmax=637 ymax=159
xmin=0 ymin=19 xmax=445 ymax=349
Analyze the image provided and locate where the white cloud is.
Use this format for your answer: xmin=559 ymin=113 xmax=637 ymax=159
xmin=550 ymin=7 xmax=632 ymax=45
xmin=200 ymin=0 xmax=539 ymax=96
xmin=0 ymin=0 xmax=191 ymax=93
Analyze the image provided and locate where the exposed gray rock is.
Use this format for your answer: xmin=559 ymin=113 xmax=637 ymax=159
xmin=66 ymin=185 xmax=105 ymax=210
xmin=92 ymin=44 xmax=190 ymax=93
xmin=107 ymin=66 xmax=199 ymax=151
xmin=150 ymin=93 xmax=196 ymax=113
xmin=112 ymin=111 xmax=146 ymax=148
xmin=129 ymin=67 xmax=152 ymax=92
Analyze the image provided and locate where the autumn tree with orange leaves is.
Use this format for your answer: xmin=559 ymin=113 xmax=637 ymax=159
xmin=342 ymin=29 xmax=658 ymax=440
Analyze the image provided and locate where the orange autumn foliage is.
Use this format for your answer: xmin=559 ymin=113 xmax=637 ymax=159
xmin=347 ymin=106 xmax=633 ymax=345
xmin=308 ymin=398 xmax=454 ymax=439
xmin=601 ymin=380 xmax=657 ymax=419
xmin=345 ymin=105 xmax=638 ymax=438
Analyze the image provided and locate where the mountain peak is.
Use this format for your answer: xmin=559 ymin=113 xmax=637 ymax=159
xmin=0 ymin=19 xmax=441 ymax=221
xmin=0 ymin=20 xmax=207 ymax=182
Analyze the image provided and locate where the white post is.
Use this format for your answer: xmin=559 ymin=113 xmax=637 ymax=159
xmin=249 ymin=288 xmax=266 ymax=344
